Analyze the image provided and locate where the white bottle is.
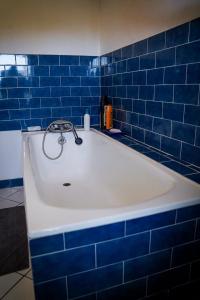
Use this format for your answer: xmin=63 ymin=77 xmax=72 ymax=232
xmin=84 ymin=109 xmax=90 ymax=131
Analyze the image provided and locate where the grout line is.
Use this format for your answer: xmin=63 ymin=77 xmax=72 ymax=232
xmin=1 ymin=275 xmax=24 ymax=300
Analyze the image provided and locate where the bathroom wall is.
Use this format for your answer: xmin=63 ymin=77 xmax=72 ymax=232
xmin=100 ymin=0 xmax=200 ymax=54
xmin=101 ymin=18 xmax=200 ymax=167
xmin=0 ymin=0 xmax=100 ymax=55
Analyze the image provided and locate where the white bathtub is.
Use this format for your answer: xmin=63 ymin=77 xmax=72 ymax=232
xmin=23 ymin=129 xmax=200 ymax=238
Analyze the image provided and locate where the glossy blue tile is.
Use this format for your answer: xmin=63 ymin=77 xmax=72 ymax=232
xmin=124 ymin=249 xmax=171 ymax=282
xmin=35 ymin=278 xmax=67 ymax=300
xmin=50 ymin=66 xmax=69 ymax=76
xmin=31 ymin=87 xmax=50 ymax=98
xmin=10 ymin=109 xmax=30 ymax=120
xmin=112 ymin=74 xmax=121 ymax=85
xmin=162 ymin=161 xmax=195 ymax=175
xmin=81 ymin=77 xmax=99 ymax=86
xmin=112 ymin=49 xmax=122 ymax=62
xmin=186 ymin=173 xmax=200 ymax=184
xmin=138 ymin=115 xmax=153 ymax=130
xmin=31 ymin=108 xmax=51 ymax=118
xmin=121 ymin=98 xmax=132 ymax=111
xmin=129 ymin=143 xmax=150 ymax=153
xmin=81 ymin=97 xmax=99 ymax=106
xmin=8 ymin=88 xmax=30 ymax=99
xmin=131 ymin=126 xmax=145 ymax=142
xmin=97 ymin=232 xmax=149 ymax=267
xmin=148 ymin=32 xmax=165 ymax=52
xmin=145 ymin=151 xmax=170 ymax=163
xmin=0 ymin=99 xmax=19 ymax=109
xmin=156 ymin=48 xmax=175 ymax=67
xmin=0 ymin=110 xmax=9 ymax=120
xmin=112 ymin=97 xmax=121 ymax=109
xmin=116 ymin=86 xmax=126 ymax=98
xmin=164 ymin=65 xmax=186 ymax=84
xmin=39 ymin=55 xmax=59 ymax=65
xmin=169 ymin=278 xmax=200 ymax=300
xmin=68 ymin=263 xmax=122 ymax=298
xmin=75 ymin=294 xmax=96 ymax=300
xmin=0 ymin=120 xmax=21 ymax=131
xmin=126 ymin=210 xmax=175 ymax=235
xmin=117 ymin=60 xmax=126 ymax=73
xmin=134 ymin=39 xmax=148 ymax=56
xmin=184 ymin=105 xmax=200 ymax=126
xmin=127 ymin=86 xmax=138 ymax=98
xmin=30 ymin=234 xmax=64 ymax=256
xmin=60 ymin=55 xmax=79 ymax=65
xmin=5 ymin=66 xmax=27 ymax=77
xmin=52 ymin=107 xmax=71 ymax=117
xmin=166 ymin=23 xmax=189 ymax=47
xmin=65 ymin=222 xmax=124 ymax=248
xmin=163 ymin=103 xmax=184 ymax=122
xmin=151 ymin=220 xmax=195 ymax=252
xmin=71 ymin=87 xmax=91 ymax=97
xmin=27 ymin=55 xmax=38 ymax=65
xmin=0 ymin=89 xmax=7 ymax=99
xmin=0 ymin=54 xmax=15 ymax=65
xmin=172 ymin=240 xmax=200 ymax=267
xmin=80 ymin=56 xmax=99 ymax=67
xmin=19 ymin=98 xmax=40 ymax=109
xmin=122 ymin=73 xmax=132 ymax=85
xmin=0 ymin=78 xmax=17 ymax=88
xmin=132 ymin=71 xmax=146 ymax=85
xmin=51 ymin=87 xmax=70 ymax=97
xmin=153 ymin=117 xmax=171 ymax=136
xmin=97 ymin=278 xmax=146 ymax=300
xmin=140 ymin=53 xmax=155 ymax=70
xmin=161 ymin=136 xmax=181 ymax=157
xmin=139 ymin=85 xmax=154 ymax=100
xmin=177 ymin=204 xmax=200 ymax=223
xmin=174 ymin=85 xmax=199 ymax=105
xmin=70 ymin=66 xmax=88 ymax=76
xmin=147 ymin=68 xmax=164 ymax=84
xmin=172 ymin=122 xmax=195 ymax=144
xmin=190 ymin=18 xmax=200 ymax=41
xmin=191 ymin=260 xmax=200 ymax=280
xmin=40 ymin=97 xmax=60 ymax=107
xmin=146 ymin=101 xmax=162 ymax=117
xmin=187 ymin=63 xmax=200 ymax=83
xmin=132 ymin=100 xmax=145 ymax=114
xmin=155 ymin=85 xmax=173 ymax=102
xmin=0 ymin=178 xmax=23 ymax=188
xmin=121 ymin=45 xmax=133 ymax=59
xmin=116 ymin=110 xmax=126 ymax=122
xmin=127 ymin=112 xmax=139 ymax=126
xmin=40 ymin=77 xmax=60 ymax=87
xmin=61 ymin=96 xmax=80 ymax=107
xmin=32 ymin=245 xmax=95 ymax=283
xmin=147 ymin=265 xmax=190 ymax=295
xmin=145 ymin=131 xmax=161 ymax=148
xmin=176 ymin=41 xmax=200 ymax=64
xmin=22 ymin=119 xmax=41 ymax=129
xmin=33 ymin=66 xmax=49 ymax=76
xmin=126 ymin=57 xmax=139 ymax=72
xmin=18 ymin=77 xmax=39 ymax=87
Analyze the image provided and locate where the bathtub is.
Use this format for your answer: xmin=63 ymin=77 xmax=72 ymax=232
xmin=23 ymin=129 xmax=200 ymax=300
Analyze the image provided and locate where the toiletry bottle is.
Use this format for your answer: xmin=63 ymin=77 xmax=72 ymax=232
xmin=84 ymin=109 xmax=90 ymax=131
xmin=105 ymin=104 xmax=113 ymax=129
xmin=100 ymin=96 xmax=109 ymax=129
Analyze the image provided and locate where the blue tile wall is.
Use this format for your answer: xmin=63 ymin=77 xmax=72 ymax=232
xmin=0 ymin=55 xmax=100 ymax=130
xmin=30 ymin=203 xmax=200 ymax=300
xmin=101 ymin=17 xmax=200 ymax=166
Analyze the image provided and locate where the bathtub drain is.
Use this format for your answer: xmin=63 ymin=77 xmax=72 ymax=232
xmin=63 ymin=183 xmax=71 ymax=187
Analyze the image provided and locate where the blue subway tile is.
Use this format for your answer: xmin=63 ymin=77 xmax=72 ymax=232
xmin=0 ymin=120 xmax=21 ymax=131
xmin=145 ymin=131 xmax=161 ymax=148
xmin=0 ymin=178 xmax=23 ymax=188
xmin=0 ymin=88 xmax=7 ymax=99
xmin=72 ymin=107 xmax=89 ymax=116
xmin=190 ymin=18 xmax=200 ymax=41
xmin=127 ymin=57 xmax=139 ymax=72
xmin=31 ymin=87 xmax=50 ymax=98
xmin=145 ymin=151 xmax=170 ymax=163
xmin=147 ymin=265 xmax=190 ymax=295
xmin=127 ymin=86 xmax=138 ymax=98
xmin=0 ymin=54 xmax=15 ymax=65
xmin=22 ymin=119 xmax=41 ymax=129
xmin=81 ymin=97 xmax=99 ymax=106
xmin=65 ymin=222 xmax=124 ymax=248
xmin=127 ymin=112 xmax=139 ymax=126
xmin=163 ymin=103 xmax=184 ymax=122
xmin=39 ymin=55 xmax=59 ymax=65
xmin=51 ymin=87 xmax=70 ymax=97
xmin=161 ymin=136 xmax=181 ymax=157
xmin=186 ymin=173 xmax=200 ymax=184
xmin=169 ymin=277 xmax=200 ymax=299
xmin=164 ymin=65 xmax=186 ymax=84
xmin=112 ymin=49 xmax=122 ymax=62
xmin=176 ymin=41 xmax=200 ymax=64
xmin=27 ymin=55 xmax=38 ymax=65
xmin=126 ymin=210 xmax=175 ymax=235
xmin=80 ymin=56 xmax=99 ymax=67
xmin=61 ymin=96 xmax=80 ymax=107
xmin=50 ymin=66 xmax=69 ymax=76
xmin=121 ymin=45 xmax=133 ymax=59
xmin=140 ymin=53 xmax=155 ymax=70
xmin=0 ymin=110 xmax=9 ymax=120
xmin=117 ymin=61 xmax=126 ymax=73
xmin=148 ymin=32 xmax=165 ymax=52
xmin=33 ymin=66 xmax=49 ymax=76
xmin=155 ymin=85 xmax=173 ymax=102
xmin=75 ymin=294 xmax=96 ymax=300
xmin=40 ymin=77 xmax=60 ymax=87
xmin=30 ymin=234 xmax=64 ymax=256
xmin=129 ymin=144 xmax=150 ymax=153
xmin=181 ymin=143 xmax=200 ymax=166
xmin=132 ymin=71 xmax=146 ymax=85
xmin=121 ymin=98 xmax=132 ymax=111
xmin=132 ymin=100 xmax=145 ymax=114
xmin=166 ymin=23 xmax=189 ymax=47
xmin=19 ymin=98 xmax=40 ymax=109
xmin=97 ymin=232 xmax=149 ymax=267
xmin=162 ymin=161 xmax=196 ymax=175
xmin=10 ymin=109 xmax=30 ymax=120
xmin=156 ymin=48 xmax=175 ymax=68
xmin=184 ymin=105 xmax=200 ymax=126
xmin=172 ymin=240 xmax=200 ymax=267
xmin=116 ymin=110 xmax=126 ymax=122
xmin=60 ymin=55 xmax=79 ymax=65
xmin=5 ymin=66 xmax=27 ymax=77
xmin=153 ymin=117 xmax=171 ymax=136
xmin=97 ymin=278 xmax=146 ymax=300
xmin=174 ymin=85 xmax=199 ymax=105
xmin=139 ymin=115 xmax=153 ymax=130
xmin=131 ymin=126 xmax=145 ymax=142
xmin=172 ymin=122 xmax=195 ymax=144
xmin=122 ymin=73 xmax=132 ymax=85
xmin=0 ymin=99 xmax=19 ymax=110
xmin=146 ymin=101 xmax=162 ymax=117
xmin=18 ymin=77 xmax=39 ymax=87
xmin=31 ymin=108 xmax=51 ymax=118
xmin=187 ymin=63 xmax=200 ymax=83
xmin=68 ymin=263 xmax=123 ymax=299
xmin=116 ymin=86 xmax=126 ymax=98
xmin=191 ymin=260 xmax=200 ymax=280
xmin=124 ymin=249 xmax=171 ymax=282
xmin=31 ymin=245 xmax=95 ymax=283
xmin=35 ymin=278 xmax=67 ymax=300
xmin=112 ymin=74 xmax=121 ymax=86
xmin=40 ymin=98 xmax=60 ymax=107
xmin=8 ymin=88 xmax=30 ymax=99
xmin=139 ymin=85 xmax=154 ymax=100
xmin=112 ymin=97 xmax=121 ymax=109
xmin=70 ymin=66 xmax=88 ymax=76
xmin=134 ymin=39 xmax=148 ymax=56
xmin=0 ymin=77 xmax=17 ymax=88
xmin=147 ymin=68 xmax=164 ymax=84
xmin=81 ymin=77 xmax=99 ymax=86
xmin=151 ymin=220 xmax=195 ymax=252
xmin=52 ymin=107 xmax=71 ymax=117
xmin=71 ymin=87 xmax=90 ymax=97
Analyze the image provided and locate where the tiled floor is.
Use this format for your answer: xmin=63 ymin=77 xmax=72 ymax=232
xmin=0 ymin=187 xmax=35 ymax=300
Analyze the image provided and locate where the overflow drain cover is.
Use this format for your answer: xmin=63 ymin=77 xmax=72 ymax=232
xmin=63 ymin=183 xmax=71 ymax=187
